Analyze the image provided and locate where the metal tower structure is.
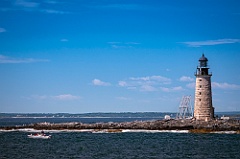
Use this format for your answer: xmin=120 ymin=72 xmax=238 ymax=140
xmin=176 ymin=95 xmax=193 ymax=119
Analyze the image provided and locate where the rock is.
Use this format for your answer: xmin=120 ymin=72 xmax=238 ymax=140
xmin=1 ymin=119 xmax=239 ymax=132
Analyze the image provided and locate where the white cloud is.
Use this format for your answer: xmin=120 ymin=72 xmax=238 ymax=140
xmin=180 ymin=39 xmax=240 ymax=47
xmin=44 ymin=0 xmax=58 ymax=4
xmin=92 ymin=79 xmax=111 ymax=86
xmin=140 ymin=85 xmax=157 ymax=92
xmin=125 ymin=42 xmax=141 ymax=45
xmin=160 ymin=87 xmax=170 ymax=92
xmin=186 ymin=82 xmax=195 ymax=89
xmin=160 ymin=86 xmax=184 ymax=92
xmin=108 ymin=41 xmax=140 ymax=49
xmin=0 ymin=28 xmax=6 ymax=33
xmin=4 ymin=1 xmax=68 ymax=14
xmin=0 ymin=55 xmax=49 ymax=64
xmin=111 ymin=45 xmax=127 ymax=49
xmin=119 ymin=75 xmax=171 ymax=92
xmin=118 ymin=81 xmax=127 ymax=87
xmin=14 ymin=0 xmax=39 ymax=8
xmin=41 ymin=9 xmax=70 ymax=14
xmin=60 ymin=38 xmax=69 ymax=42
xmin=52 ymin=94 xmax=81 ymax=100
xmin=173 ymin=86 xmax=184 ymax=91
xmin=28 ymin=94 xmax=81 ymax=100
xmin=179 ymin=76 xmax=194 ymax=82
xmin=127 ymin=87 xmax=137 ymax=90
xmin=129 ymin=75 xmax=171 ymax=84
xmin=212 ymin=82 xmax=240 ymax=90
xmin=93 ymin=4 xmax=143 ymax=10
xmin=108 ymin=42 xmax=121 ymax=44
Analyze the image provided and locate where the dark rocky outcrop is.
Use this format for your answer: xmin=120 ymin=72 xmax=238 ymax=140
xmin=1 ymin=119 xmax=240 ymax=133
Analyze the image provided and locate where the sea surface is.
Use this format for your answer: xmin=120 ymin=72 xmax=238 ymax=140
xmin=1 ymin=118 xmax=240 ymax=159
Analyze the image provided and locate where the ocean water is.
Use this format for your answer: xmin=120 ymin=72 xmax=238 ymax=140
xmin=1 ymin=118 xmax=240 ymax=159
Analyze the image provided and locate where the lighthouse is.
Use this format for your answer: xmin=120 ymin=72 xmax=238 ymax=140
xmin=194 ymin=54 xmax=214 ymax=121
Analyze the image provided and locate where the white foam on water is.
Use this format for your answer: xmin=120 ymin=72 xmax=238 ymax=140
xmin=19 ymin=129 xmax=94 ymax=133
xmin=0 ymin=128 xmax=41 ymax=133
xmin=0 ymin=129 xmax=17 ymax=132
xmin=1 ymin=129 xmax=239 ymax=134
xmin=211 ymin=131 xmax=237 ymax=134
xmin=47 ymin=129 xmax=93 ymax=133
xmin=18 ymin=128 xmax=37 ymax=132
xmin=122 ymin=129 xmax=189 ymax=133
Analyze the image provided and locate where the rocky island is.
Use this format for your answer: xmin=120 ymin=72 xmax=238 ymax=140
xmin=1 ymin=118 xmax=240 ymax=133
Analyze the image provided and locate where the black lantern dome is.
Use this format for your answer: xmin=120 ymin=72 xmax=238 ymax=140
xmin=199 ymin=54 xmax=208 ymax=67
xmin=195 ymin=54 xmax=211 ymax=76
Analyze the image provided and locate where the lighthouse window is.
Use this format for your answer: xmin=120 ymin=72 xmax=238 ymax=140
xmin=199 ymin=79 xmax=202 ymax=81
xmin=199 ymin=85 xmax=202 ymax=88
xmin=199 ymin=99 xmax=201 ymax=101
xmin=199 ymin=92 xmax=201 ymax=95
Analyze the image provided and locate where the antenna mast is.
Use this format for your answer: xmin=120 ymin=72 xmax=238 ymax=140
xmin=176 ymin=95 xmax=193 ymax=119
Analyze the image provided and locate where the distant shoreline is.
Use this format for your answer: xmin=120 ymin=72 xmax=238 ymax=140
xmin=8 ymin=117 xmax=163 ymax=119
xmin=1 ymin=111 xmax=239 ymax=118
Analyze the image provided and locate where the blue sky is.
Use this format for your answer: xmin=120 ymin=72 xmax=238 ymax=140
xmin=0 ymin=0 xmax=240 ymax=113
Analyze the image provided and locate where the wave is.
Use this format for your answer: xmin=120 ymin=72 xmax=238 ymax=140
xmin=0 ymin=128 xmax=93 ymax=133
xmin=0 ymin=128 xmax=188 ymax=133
xmin=210 ymin=131 xmax=237 ymax=134
xmin=0 ymin=128 xmax=239 ymax=134
xmin=121 ymin=129 xmax=189 ymax=133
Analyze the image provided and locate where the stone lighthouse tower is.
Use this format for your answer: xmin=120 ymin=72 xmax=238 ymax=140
xmin=194 ymin=54 xmax=214 ymax=121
